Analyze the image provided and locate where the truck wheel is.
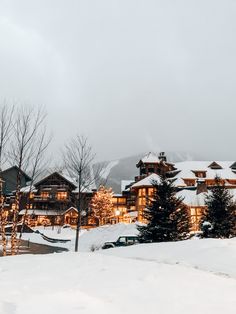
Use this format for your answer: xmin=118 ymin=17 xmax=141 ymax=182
xmin=102 ymin=244 xmax=115 ymax=249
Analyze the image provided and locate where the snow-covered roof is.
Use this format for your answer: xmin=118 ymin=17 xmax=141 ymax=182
xmin=177 ymin=187 xmax=236 ymax=206
xmin=20 ymin=186 xmax=38 ymax=193
xmin=19 ymin=207 xmax=78 ymax=216
xmin=177 ymin=190 xmax=207 ymax=206
xmin=140 ymin=152 xmax=160 ymax=164
xmin=121 ymin=180 xmax=134 ymax=192
xmin=172 ymin=177 xmax=187 ymax=187
xmin=19 ymin=209 xmax=63 ymax=216
xmin=60 ymin=172 xmax=78 ymax=186
xmin=174 ymin=161 xmax=236 ymax=181
xmin=35 ymin=171 xmax=78 ymax=188
xmin=132 ymin=173 xmax=160 ymax=188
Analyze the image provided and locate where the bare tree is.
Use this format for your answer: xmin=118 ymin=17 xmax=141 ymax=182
xmin=10 ymin=105 xmax=46 ymax=255
xmin=0 ymin=104 xmax=14 ymax=256
xmin=63 ymin=135 xmax=104 ymax=252
xmin=17 ymin=128 xmax=51 ymax=251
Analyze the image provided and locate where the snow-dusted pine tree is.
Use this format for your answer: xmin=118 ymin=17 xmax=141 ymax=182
xmin=201 ymin=176 xmax=236 ymax=238
xmin=138 ymin=174 xmax=190 ymax=242
xmin=91 ymin=186 xmax=114 ymax=226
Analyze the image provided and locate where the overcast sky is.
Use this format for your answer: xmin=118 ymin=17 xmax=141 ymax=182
xmin=0 ymin=0 xmax=236 ymax=161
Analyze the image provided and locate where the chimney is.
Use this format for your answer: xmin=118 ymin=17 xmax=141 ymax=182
xmin=196 ymin=179 xmax=208 ymax=195
xmin=159 ymin=152 xmax=167 ymax=162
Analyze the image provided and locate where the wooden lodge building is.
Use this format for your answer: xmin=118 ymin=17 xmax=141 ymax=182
xmin=2 ymin=170 xmax=92 ymax=228
xmin=2 ymin=152 xmax=236 ymax=231
xmin=19 ymin=172 xmax=80 ymax=227
xmin=121 ymin=153 xmax=236 ymax=231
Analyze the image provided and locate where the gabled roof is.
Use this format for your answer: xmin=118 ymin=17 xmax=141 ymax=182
xmin=121 ymin=180 xmax=134 ymax=192
xmin=1 ymin=166 xmax=31 ymax=181
xmin=62 ymin=207 xmax=78 ymax=215
xmin=136 ymin=152 xmax=160 ymax=167
xmin=208 ymin=162 xmax=222 ymax=169
xmin=35 ymin=171 xmax=77 ymax=189
xmin=131 ymin=173 xmax=160 ymax=188
xmin=174 ymin=161 xmax=236 ymax=181
xmin=20 ymin=186 xmax=37 ymax=193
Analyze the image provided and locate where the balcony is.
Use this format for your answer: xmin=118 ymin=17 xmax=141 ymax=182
xmin=33 ymin=195 xmax=72 ymax=202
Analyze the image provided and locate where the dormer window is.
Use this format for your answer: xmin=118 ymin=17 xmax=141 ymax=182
xmin=192 ymin=171 xmax=206 ymax=178
xmin=183 ymin=179 xmax=195 ymax=186
xmin=208 ymin=162 xmax=222 ymax=170
xmin=230 ymin=162 xmax=236 ymax=170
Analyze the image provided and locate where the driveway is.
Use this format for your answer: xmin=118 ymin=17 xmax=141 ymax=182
xmin=0 ymin=239 xmax=68 ymax=256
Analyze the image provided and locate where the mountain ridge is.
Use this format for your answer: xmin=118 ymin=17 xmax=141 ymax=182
xmin=96 ymin=151 xmax=207 ymax=193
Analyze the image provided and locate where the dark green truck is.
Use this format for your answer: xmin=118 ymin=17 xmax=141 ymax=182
xmin=102 ymin=236 xmax=140 ymax=249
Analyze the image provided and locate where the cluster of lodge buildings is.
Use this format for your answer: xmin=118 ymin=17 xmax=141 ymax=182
xmin=2 ymin=152 xmax=236 ymax=232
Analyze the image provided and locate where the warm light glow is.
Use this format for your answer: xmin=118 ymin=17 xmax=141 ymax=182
xmin=41 ymin=192 xmax=49 ymax=199
xmin=57 ymin=192 xmax=67 ymax=200
xmin=115 ymin=210 xmax=120 ymax=216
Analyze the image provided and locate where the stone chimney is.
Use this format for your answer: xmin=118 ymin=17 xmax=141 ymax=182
xmin=196 ymin=179 xmax=208 ymax=195
xmin=158 ymin=152 xmax=167 ymax=162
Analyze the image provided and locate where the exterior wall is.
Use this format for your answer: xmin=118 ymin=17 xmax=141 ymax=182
xmin=133 ymin=187 xmax=154 ymax=222
xmin=112 ymin=195 xmax=128 ymax=223
xmin=2 ymin=168 xmax=30 ymax=195
xmin=33 ymin=173 xmax=77 ymax=213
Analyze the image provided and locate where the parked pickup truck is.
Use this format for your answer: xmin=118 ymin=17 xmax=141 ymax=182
xmin=102 ymin=235 xmax=140 ymax=249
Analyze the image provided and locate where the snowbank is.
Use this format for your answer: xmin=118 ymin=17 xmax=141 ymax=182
xmin=79 ymin=223 xmax=139 ymax=251
xmin=20 ymin=223 xmax=139 ymax=252
xmin=103 ymin=237 xmax=236 ymax=279
xmin=0 ymin=239 xmax=235 ymax=314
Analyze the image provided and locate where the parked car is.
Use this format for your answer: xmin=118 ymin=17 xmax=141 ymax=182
xmin=102 ymin=235 xmax=140 ymax=249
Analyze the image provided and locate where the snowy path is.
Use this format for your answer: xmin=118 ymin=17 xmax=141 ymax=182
xmin=0 ymin=250 xmax=235 ymax=314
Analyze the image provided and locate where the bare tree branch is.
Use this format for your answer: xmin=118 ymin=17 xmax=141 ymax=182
xmin=18 ymin=127 xmax=52 ymax=248
xmin=0 ymin=103 xmax=15 ymax=256
xmin=63 ymin=134 xmax=105 ymax=252
xmin=9 ymin=105 xmax=47 ymax=255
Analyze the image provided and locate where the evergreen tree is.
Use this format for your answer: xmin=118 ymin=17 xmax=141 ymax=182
xmin=201 ymin=176 xmax=236 ymax=238
xmin=138 ymin=174 xmax=190 ymax=242
xmin=91 ymin=186 xmax=114 ymax=226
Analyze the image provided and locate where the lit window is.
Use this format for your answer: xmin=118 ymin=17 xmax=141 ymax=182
xmin=112 ymin=198 xmax=118 ymax=204
xmin=148 ymin=188 xmax=154 ymax=196
xmin=118 ymin=198 xmax=126 ymax=204
xmin=57 ymin=192 xmax=67 ymax=200
xmin=41 ymin=192 xmax=49 ymax=199
xmin=138 ymin=198 xmax=146 ymax=206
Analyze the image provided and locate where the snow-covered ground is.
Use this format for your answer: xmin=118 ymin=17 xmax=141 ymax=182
xmin=1 ymin=224 xmax=235 ymax=314
xmin=21 ymin=223 xmax=139 ymax=251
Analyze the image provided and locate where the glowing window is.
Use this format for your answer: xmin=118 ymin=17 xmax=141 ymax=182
xmin=57 ymin=192 xmax=67 ymax=200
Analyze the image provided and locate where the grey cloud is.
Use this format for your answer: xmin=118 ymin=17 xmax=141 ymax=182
xmin=0 ymin=0 xmax=235 ymax=161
